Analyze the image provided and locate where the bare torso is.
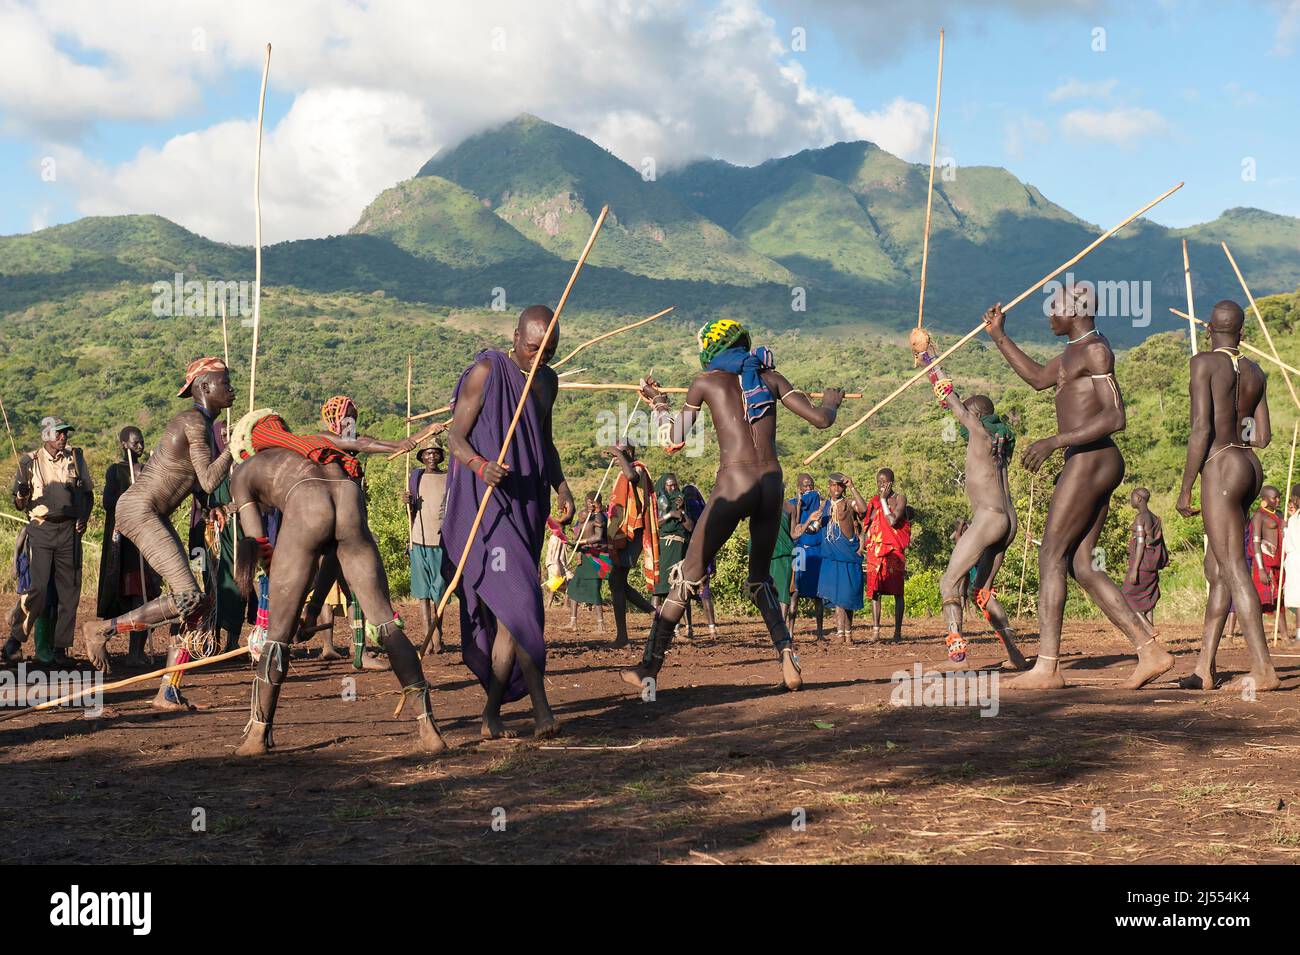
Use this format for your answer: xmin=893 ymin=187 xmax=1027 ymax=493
xmin=119 ymin=407 xmax=230 ymax=518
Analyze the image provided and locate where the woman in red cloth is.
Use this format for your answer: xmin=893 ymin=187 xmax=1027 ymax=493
xmin=862 ymin=468 xmax=910 ymax=642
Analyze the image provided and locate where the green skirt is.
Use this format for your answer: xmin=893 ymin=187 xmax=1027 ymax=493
xmin=752 ymin=520 xmax=795 ymax=602
xmin=410 ymin=544 xmax=446 ymax=601
xmin=655 ymin=532 xmax=689 ymax=596
xmin=569 ymin=551 xmax=607 ymax=605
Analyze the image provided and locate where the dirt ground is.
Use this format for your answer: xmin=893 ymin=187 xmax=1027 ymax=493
xmin=4 ymin=595 xmax=1300 ymax=865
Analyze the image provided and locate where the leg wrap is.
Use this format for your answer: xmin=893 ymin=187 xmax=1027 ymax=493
xmin=244 ymin=639 xmax=289 ymax=748
xmin=974 ymin=587 xmax=996 ymax=622
xmin=392 ymin=680 xmax=433 ymax=721
xmin=748 ymin=577 xmax=793 ymax=653
xmin=941 ymin=597 xmax=963 ymax=635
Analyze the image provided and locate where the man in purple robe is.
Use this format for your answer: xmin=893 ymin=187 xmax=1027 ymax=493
xmin=442 ymin=306 xmax=575 ymax=739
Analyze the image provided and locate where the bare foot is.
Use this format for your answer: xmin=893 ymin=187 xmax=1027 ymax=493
xmin=151 ymin=684 xmax=194 ymax=711
xmin=359 ymin=651 xmax=390 ymax=671
xmin=235 ymin=725 xmax=271 ymax=757
xmin=416 ymin=719 xmax=449 ymax=754
xmin=1006 ymin=660 xmax=1067 ymax=690
xmin=433 ymin=640 xmax=447 ymax=655
xmin=481 ymin=714 xmax=518 ymax=740
xmin=1228 ymin=671 xmax=1281 ymax=694
xmin=533 ymin=714 xmax=562 ymax=739
xmin=620 ymin=665 xmax=656 ymax=691
xmin=83 ymin=623 xmax=112 ymax=674
xmin=611 ymin=634 xmax=629 ymax=649
xmin=1122 ymin=642 xmax=1176 ymax=689
xmin=318 ymin=643 xmax=343 ymax=661
xmin=1001 ymin=640 xmax=1029 ymax=672
xmin=780 ymin=647 xmax=802 ymax=691
xmin=1177 ymin=668 xmax=1217 ymax=690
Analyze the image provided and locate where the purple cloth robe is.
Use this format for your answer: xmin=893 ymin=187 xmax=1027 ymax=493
xmin=441 ymin=349 xmax=555 ymax=702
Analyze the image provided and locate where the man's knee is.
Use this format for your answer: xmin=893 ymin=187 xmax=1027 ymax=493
xmin=172 ymin=589 xmax=204 ymax=617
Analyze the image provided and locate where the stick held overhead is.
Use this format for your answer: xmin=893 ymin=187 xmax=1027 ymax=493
xmin=916 ymin=27 xmax=944 ymax=330
xmin=247 ymin=42 xmax=271 ymax=414
xmin=803 ymin=181 xmax=1184 ymax=466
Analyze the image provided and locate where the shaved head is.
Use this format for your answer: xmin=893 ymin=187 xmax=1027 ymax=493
xmin=1051 ymin=281 xmax=1096 ymax=320
xmin=511 ymin=304 xmax=559 ymax=369
xmin=1210 ymin=300 xmax=1245 ymax=334
xmin=965 ymin=395 xmax=994 ymax=417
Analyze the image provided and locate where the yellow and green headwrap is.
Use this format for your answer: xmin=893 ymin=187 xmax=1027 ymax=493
xmin=697 ymin=319 xmax=750 ymax=369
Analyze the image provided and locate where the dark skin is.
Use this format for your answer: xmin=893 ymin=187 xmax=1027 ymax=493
xmin=229 ymin=448 xmax=447 ymax=756
xmin=821 ymin=475 xmax=867 ymax=643
xmin=403 ymin=446 xmax=447 ymax=653
xmin=621 ymin=358 xmax=843 ymax=691
xmin=566 ymin=493 xmax=607 ymax=633
xmin=984 ymin=285 xmax=1174 ymax=689
xmin=84 ymin=367 xmax=236 ymax=709
xmin=1175 ymin=301 xmax=1278 ymax=690
xmin=445 ymin=305 xmax=573 ymax=739
xmin=935 ymin=392 xmax=1027 ymax=669
xmin=786 ymin=472 xmax=824 ymax=638
xmin=1124 ymin=487 xmax=1161 ymax=626
xmin=866 ymin=469 xmax=907 ymax=641
xmin=117 ymin=426 xmax=151 ymax=665
xmin=605 ymin=441 xmax=656 ymax=647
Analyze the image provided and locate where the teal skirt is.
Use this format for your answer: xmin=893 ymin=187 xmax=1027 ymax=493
xmin=410 ymin=544 xmax=446 ymax=601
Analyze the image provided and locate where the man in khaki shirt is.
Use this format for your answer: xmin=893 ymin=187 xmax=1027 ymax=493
xmin=5 ymin=416 xmax=94 ymax=664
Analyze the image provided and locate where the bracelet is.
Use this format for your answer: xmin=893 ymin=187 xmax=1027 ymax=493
xmin=476 ymin=459 xmax=489 ymax=480
xmin=467 ymin=454 xmax=484 ymax=471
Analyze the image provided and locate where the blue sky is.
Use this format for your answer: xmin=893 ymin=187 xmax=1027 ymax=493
xmin=0 ymin=0 xmax=1295 ymax=241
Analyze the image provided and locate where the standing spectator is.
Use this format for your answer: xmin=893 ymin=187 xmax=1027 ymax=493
xmin=97 ymin=426 xmax=161 ymax=666
xmin=1121 ymin=487 xmax=1168 ymax=625
xmin=863 ymin=467 xmax=910 ymax=642
xmin=406 ymin=444 xmax=449 ymax=653
xmin=7 ymin=416 xmax=93 ymax=665
xmin=816 ymin=473 xmax=868 ymax=642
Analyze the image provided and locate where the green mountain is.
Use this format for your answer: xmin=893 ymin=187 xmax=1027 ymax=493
xmin=350 ymin=175 xmax=553 ymax=269
xmin=415 ymin=114 xmax=794 ymax=286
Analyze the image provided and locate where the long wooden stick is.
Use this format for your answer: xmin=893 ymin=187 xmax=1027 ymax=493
xmin=1181 ymin=239 xmax=1198 ymax=356
xmin=1015 ymin=476 xmax=1036 ymax=618
xmin=0 ymin=394 xmax=18 ymax=468
xmin=803 ymin=181 xmax=1184 ymax=465
xmin=405 ymin=354 xmax=414 ymax=550
xmin=1222 ymin=241 xmax=1300 ymax=411
xmin=1274 ymin=421 xmax=1298 ymax=646
xmin=916 ymin=27 xmax=944 ymax=330
xmin=552 ymin=307 xmax=674 ymax=368
xmin=1169 ymin=310 xmax=1300 ymax=377
xmin=247 ymin=42 xmax=271 ymax=413
xmin=1180 ymin=243 xmax=1209 ymax=581
xmin=435 ymin=207 xmax=609 ymax=624
xmin=553 ymin=383 xmax=862 ymax=399
xmin=0 ymin=646 xmax=250 ymax=724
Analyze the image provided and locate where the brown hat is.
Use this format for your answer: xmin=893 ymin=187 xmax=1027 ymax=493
xmin=178 ymin=357 xmax=227 ymax=398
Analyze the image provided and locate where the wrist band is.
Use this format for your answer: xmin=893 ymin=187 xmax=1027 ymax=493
xmin=476 ymin=459 xmax=489 ymax=480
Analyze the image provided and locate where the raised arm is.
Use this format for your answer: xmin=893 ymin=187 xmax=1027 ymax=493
xmin=322 ymin=433 xmax=414 ymax=455
xmin=1177 ymin=355 xmax=1213 ymax=516
xmin=762 ymin=370 xmax=842 ymax=429
xmin=983 ymin=303 xmax=1061 ymax=391
xmin=941 ymin=386 xmax=984 ymax=437
xmin=185 ymin=413 xmax=232 ymax=493
xmin=639 ymin=375 xmax=702 ymax=450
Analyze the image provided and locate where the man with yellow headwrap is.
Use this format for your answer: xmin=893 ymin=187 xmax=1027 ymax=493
xmin=621 ymin=318 xmax=844 ymax=693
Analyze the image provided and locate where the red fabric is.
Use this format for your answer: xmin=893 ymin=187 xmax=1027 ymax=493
xmin=864 ymin=495 xmax=909 ymax=598
xmin=1250 ymin=510 xmax=1283 ymax=612
xmin=250 ymin=414 xmax=363 ymax=479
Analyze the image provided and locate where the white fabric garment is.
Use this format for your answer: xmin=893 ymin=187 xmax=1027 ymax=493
xmin=1283 ymin=512 xmax=1300 ymax=609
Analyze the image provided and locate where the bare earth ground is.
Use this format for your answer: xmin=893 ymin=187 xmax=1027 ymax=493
xmin=4 ymin=595 xmax=1300 ymax=865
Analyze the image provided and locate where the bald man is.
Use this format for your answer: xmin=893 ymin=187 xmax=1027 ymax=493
xmin=1176 ymin=301 xmax=1279 ymax=691
xmin=441 ymin=305 xmax=575 ymax=739
xmin=984 ymin=283 xmax=1173 ymax=690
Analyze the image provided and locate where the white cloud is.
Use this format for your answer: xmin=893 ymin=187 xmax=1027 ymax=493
xmin=1004 ymin=113 xmax=1051 ymax=160
xmin=54 ymin=88 xmax=439 ymax=244
xmin=1059 ymin=107 xmax=1170 ymax=147
xmin=1275 ymin=0 xmax=1300 ymax=54
xmin=1046 ymin=78 xmax=1118 ymax=102
xmin=2 ymin=0 xmax=931 ymax=240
